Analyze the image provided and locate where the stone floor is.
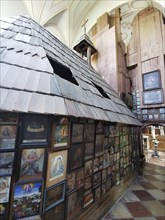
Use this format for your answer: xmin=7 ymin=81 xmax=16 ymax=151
xmin=102 ymin=151 xmax=165 ymax=220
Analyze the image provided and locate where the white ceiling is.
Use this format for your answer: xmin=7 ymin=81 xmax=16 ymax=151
xmin=1 ymin=0 xmax=165 ymax=47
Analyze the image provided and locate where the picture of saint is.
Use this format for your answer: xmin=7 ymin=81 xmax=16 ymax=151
xmin=50 ymin=156 xmax=64 ymax=181
xmin=0 ymin=176 xmax=11 ymax=203
xmin=143 ymin=71 xmax=160 ymax=90
xmin=0 ymin=125 xmax=17 ymax=149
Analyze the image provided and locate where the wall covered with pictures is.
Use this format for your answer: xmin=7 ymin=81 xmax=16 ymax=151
xmin=0 ymin=112 xmax=140 ymax=220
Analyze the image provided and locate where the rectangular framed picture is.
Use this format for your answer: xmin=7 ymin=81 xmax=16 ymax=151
xmin=66 ymin=172 xmax=76 ymax=193
xmin=0 ymin=151 xmax=15 ymax=176
xmin=143 ymin=89 xmax=164 ymax=105
xmin=71 ymin=123 xmax=84 ymax=143
xmin=84 ymin=124 xmax=95 ymax=142
xmin=19 ymin=148 xmax=45 ymax=181
xmin=44 ymin=202 xmax=65 ymax=220
xmin=68 ymin=144 xmax=84 ymax=172
xmin=13 ymin=181 xmax=42 ymax=219
xmin=83 ymin=190 xmax=94 ymax=208
xmin=0 ymin=125 xmax=17 ymax=149
xmin=143 ymin=70 xmax=161 ymax=91
xmin=44 ymin=181 xmax=66 ymax=212
xmin=93 ymin=171 xmax=101 ymax=189
xmin=46 ymin=150 xmax=67 ymax=187
xmin=0 ymin=176 xmax=11 ymax=203
xmin=21 ymin=114 xmax=48 ymax=145
xmin=95 ymin=134 xmax=105 ymax=157
xmin=0 ymin=112 xmax=18 ymax=124
xmin=75 ymin=169 xmax=84 ymax=189
xmin=84 ymin=142 xmax=94 ymax=161
xmin=51 ymin=117 xmax=69 ymax=150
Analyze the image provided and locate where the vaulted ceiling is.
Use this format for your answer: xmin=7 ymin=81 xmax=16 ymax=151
xmin=1 ymin=0 xmax=164 ymax=48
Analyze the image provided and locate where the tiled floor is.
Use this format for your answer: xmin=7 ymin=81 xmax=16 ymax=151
xmin=102 ymin=151 xmax=165 ymax=220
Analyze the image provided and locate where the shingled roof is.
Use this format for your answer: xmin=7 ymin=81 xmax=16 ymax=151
xmin=0 ymin=15 xmax=141 ymax=126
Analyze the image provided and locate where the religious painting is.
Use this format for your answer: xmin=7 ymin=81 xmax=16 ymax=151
xmin=44 ymin=202 xmax=65 ymax=220
xmin=0 ymin=151 xmax=15 ymax=176
xmin=83 ymin=190 xmax=94 ymax=208
xmin=143 ymin=70 xmax=161 ymax=91
xmin=103 ymin=137 xmax=109 ymax=152
xmin=13 ymin=181 xmax=42 ymax=219
xmin=46 ymin=150 xmax=67 ymax=187
xmin=103 ymin=152 xmax=110 ymax=168
xmin=68 ymin=144 xmax=84 ymax=172
xmin=44 ymin=181 xmax=66 ymax=212
xmin=0 ymin=176 xmax=11 ymax=203
xmin=99 ymin=155 xmax=103 ymax=169
xmin=52 ymin=117 xmax=68 ymax=150
xmin=0 ymin=112 xmax=18 ymax=124
xmin=84 ymin=160 xmax=93 ymax=176
xmin=67 ymin=172 xmax=76 ymax=193
xmin=84 ymin=176 xmax=92 ymax=191
xmin=143 ymin=89 xmax=164 ymax=105
xmin=84 ymin=124 xmax=95 ymax=142
xmin=21 ymin=114 xmax=48 ymax=145
xmin=75 ymin=169 xmax=84 ymax=189
xmin=93 ymin=171 xmax=101 ymax=189
xmin=93 ymin=158 xmax=99 ymax=173
xmin=71 ymin=124 xmax=84 ymax=143
xmin=106 ymin=177 xmax=112 ymax=190
xmin=0 ymin=125 xmax=17 ymax=149
xmin=95 ymin=134 xmax=104 ymax=157
xmin=19 ymin=148 xmax=45 ymax=181
xmin=66 ymin=188 xmax=83 ymax=220
xmin=96 ymin=122 xmax=103 ymax=134
xmin=84 ymin=142 xmax=94 ymax=161
xmin=102 ymin=169 xmax=107 ymax=183
xmin=0 ymin=203 xmax=9 ymax=220
xmin=101 ymin=183 xmax=106 ymax=195
xmin=94 ymin=186 xmax=101 ymax=201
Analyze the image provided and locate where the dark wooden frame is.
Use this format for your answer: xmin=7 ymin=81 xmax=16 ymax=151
xmin=0 ymin=151 xmax=15 ymax=176
xmin=84 ymin=142 xmax=94 ymax=161
xmin=143 ymin=89 xmax=164 ymax=105
xmin=143 ymin=70 xmax=161 ymax=91
xmin=44 ymin=202 xmax=65 ymax=220
xmin=84 ymin=124 xmax=95 ymax=142
xmin=71 ymin=123 xmax=84 ymax=143
xmin=0 ymin=125 xmax=17 ymax=149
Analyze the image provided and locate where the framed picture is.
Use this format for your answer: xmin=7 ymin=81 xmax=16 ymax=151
xmin=93 ymin=171 xmax=101 ymax=189
xmin=71 ymin=124 xmax=84 ymax=143
xmin=0 ymin=125 xmax=17 ymax=149
xmin=143 ymin=70 xmax=161 ymax=90
xmin=0 ymin=176 xmax=11 ymax=203
xmin=46 ymin=150 xmax=67 ymax=187
xmin=44 ymin=202 xmax=65 ymax=220
xmin=13 ymin=181 xmax=42 ymax=219
xmin=15 ymin=216 xmax=41 ymax=220
xmin=99 ymin=155 xmax=103 ymax=169
xmin=95 ymin=134 xmax=105 ymax=157
xmin=93 ymin=158 xmax=99 ymax=173
xmin=0 ymin=112 xmax=18 ymax=124
xmin=84 ymin=160 xmax=93 ymax=176
xmin=94 ymin=186 xmax=101 ymax=201
xmin=52 ymin=117 xmax=68 ymax=150
xmin=103 ymin=153 xmax=110 ymax=168
xmin=67 ymin=172 xmax=76 ymax=193
xmin=0 ymin=151 xmax=15 ymax=176
xmin=84 ymin=176 xmax=92 ymax=191
xmin=102 ymin=169 xmax=107 ymax=183
xmin=84 ymin=142 xmax=94 ymax=161
xmin=101 ymin=183 xmax=106 ymax=195
xmin=21 ymin=114 xmax=48 ymax=145
xmin=19 ymin=148 xmax=45 ymax=181
xmin=96 ymin=122 xmax=103 ymax=134
xmin=44 ymin=181 xmax=66 ymax=212
xmin=66 ymin=188 xmax=83 ymax=220
xmin=143 ymin=89 xmax=164 ymax=105
xmin=83 ymin=190 xmax=94 ymax=208
xmin=84 ymin=124 xmax=95 ymax=142
xmin=0 ymin=203 xmax=9 ymax=220
xmin=75 ymin=169 xmax=84 ymax=189
xmin=68 ymin=144 xmax=84 ymax=172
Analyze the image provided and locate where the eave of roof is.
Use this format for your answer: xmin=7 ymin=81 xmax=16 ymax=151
xmin=0 ymin=15 xmax=142 ymax=126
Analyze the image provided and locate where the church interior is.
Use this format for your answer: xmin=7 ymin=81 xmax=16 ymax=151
xmin=0 ymin=0 xmax=165 ymax=220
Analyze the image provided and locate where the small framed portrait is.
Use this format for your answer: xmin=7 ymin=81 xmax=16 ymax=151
xmin=102 ymin=169 xmax=107 ymax=183
xmin=94 ymin=186 xmax=101 ymax=201
xmin=143 ymin=89 xmax=164 ymax=105
xmin=84 ymin=160 xmax=93 ymax=176
xmin=84 ymin=142 xmax=94 ymax=161
xmin=93 ymin=158 xmax=99 ymax=173
xmin=0 ymin=112 xmax=18 ymax=124
xmin=44 ymin=181 xmax=66 ymax=212
xmin=66 ymin=188 xmax=83 ymax=220
xmin=68 ymin=144 xmax=84 ymax=172
xmin=101 ymin=183 xmax=106 ymax=195
xmin=106 ymin=177 xmax=112 ymax=190
xmin=0 ymin=176 xmax=11 ymax=203
xmin=96 ymin=122 xmax=104 ymax=134
xmin=19 ymin=148 xmax=45 ymax=181
xmin=13 ymin=181 xmax=42 ymax=219
xmin=84 ymin=124 xmax=95 ymax=142
xmin=0 ymin=125 xmax=17 ymax=149
xmin=51 ymin=117 xmax=68 ymax=150
xmin=83 ymin=190 xmax=94 ymax=208
xmin=71 ymin=123 xmax=84 ymax=143
xmin=103 ymin=153 xmax=110 ymax=168
xmin=75 ymin=169 xmax=84 ymax=189
xmin=0 ymin=151 xmax=15 ymax=176
xmin=66 ymin=172 xmax=76 ymax=193
xmin=95 ymin=134 xmax=105 ymax=157
xmin=21 ymin=114 xmax=48 ymax=145
xmin=44 ymin=202 xmax=65 ymax=220
xmin=93 ymin=171 xmax=101 ymax=188
xmin=143 ymin=70 xmax=161 ymax=91
xmin=103 ymin=137 xmax=109 ymax=152
xmin=46 ymin=150 xmax=67 ymax=187
xmin=84 ymin=176 xmax=92 ymax=191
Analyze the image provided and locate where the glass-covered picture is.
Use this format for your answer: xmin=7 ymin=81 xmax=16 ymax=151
xmin=13 ymin=181 xmax=42 ymax=219
xmin=0 ymin=125 xmax=17 ymax=149
xmin=71 ymin=124 xmax=84 ymax=143
xmin=143 ymin=89 xmax=163 ymax=105
xmin=0 ymin=176 xmax=11 ymax=203
xmin=143 ymin=70 xmax=161 ymax=91
xmin=0 ymin=152 xmax=15 ymax=175
xmin=84 ymin=124 xmax=95 ymax=142
xmin=21 ymin=114 xmax=48 ymax=144
xmin=20 ymin=148 xmax=45 ymax=181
